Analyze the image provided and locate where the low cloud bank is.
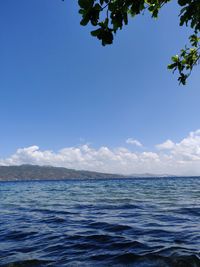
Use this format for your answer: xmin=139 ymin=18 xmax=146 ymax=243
xmin=1 ymin=130 xmax=200 ymax=175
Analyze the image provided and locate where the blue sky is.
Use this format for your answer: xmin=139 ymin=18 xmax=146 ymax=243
xmin=0 ymin=1 xmax=200 ymax=174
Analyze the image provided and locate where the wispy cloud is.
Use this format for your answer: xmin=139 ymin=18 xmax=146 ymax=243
xmin=126 ymin=138 xmax=143 ymax=147
xmin=1 ymin=130 xmax=200 ymax=175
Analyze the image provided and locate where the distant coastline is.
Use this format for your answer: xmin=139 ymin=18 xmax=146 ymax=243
xmin=0 ymin=164 xmax=197 ymax=181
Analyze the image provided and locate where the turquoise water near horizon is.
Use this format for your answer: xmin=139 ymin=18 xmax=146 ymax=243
xmin=0 ymin=177 xmax=200 ymax=266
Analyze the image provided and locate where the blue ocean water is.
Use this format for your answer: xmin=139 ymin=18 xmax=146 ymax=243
xmin=0 ymin=177 xmax=199 ymax=267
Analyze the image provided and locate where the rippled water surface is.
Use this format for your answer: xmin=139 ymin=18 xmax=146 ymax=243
xmin=0 ymin=177 xmax=200 ymax=266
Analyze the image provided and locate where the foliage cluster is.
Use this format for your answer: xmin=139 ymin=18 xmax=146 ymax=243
xmin=78 ymin=0 xmax=200 ymax=84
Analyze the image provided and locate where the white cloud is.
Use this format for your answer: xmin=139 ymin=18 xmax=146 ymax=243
xmin=126 ymin=138 xmax=143 ymax=147
xmin=156 ymin=139 xmax=175 ymax=150
xmin=1 ymin=129 xmax=200 ymax=176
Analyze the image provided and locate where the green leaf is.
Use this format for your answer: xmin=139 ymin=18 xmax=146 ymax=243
xmin=168 ymin=63 xmax=177 ymax=70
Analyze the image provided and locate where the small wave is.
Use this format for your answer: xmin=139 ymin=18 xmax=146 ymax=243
xmin=40 ymin=216 xmax=66 ymax=224
xmin=4 ymin=230 xmax=37 ymax=241
xmin=89 ymin=221 xmax=132 ymax=232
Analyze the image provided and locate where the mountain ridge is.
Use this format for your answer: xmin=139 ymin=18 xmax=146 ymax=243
xmin=0 ymin=164 xmax=176 ymax=181
xmin=0 ymin=164 xmax=126 ymax=181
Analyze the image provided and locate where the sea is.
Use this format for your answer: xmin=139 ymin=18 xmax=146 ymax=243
xmin=0 ymin=177 xmax=199 ymax=267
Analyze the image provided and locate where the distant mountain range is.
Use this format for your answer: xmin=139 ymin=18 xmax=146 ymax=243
xmin=0 ymin=165 xmax=127 ymax=181
xmin=0 ymin=165 xmax=175 ymax=181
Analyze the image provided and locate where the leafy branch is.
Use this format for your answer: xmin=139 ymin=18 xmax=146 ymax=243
xmin=78 ymin=0 xmax=200 ymax=84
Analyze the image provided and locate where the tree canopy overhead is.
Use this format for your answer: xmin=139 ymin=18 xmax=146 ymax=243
xmin=78 ymin=0 xmax=200 ymax=84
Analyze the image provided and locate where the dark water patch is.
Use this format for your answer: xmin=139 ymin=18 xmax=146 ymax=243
xmin=114 ymin=253 xmax=200 ymax=267
xmin=86 ymin=234 xmax=121 ymax=244
xmin=70 ymin=242 xmax=100 ymax=250
xmin=106 ymin=240 xmax=151 ymax=252
xmin=96 ymin=203 xmax=143 ymax=210
xmin=1 ymin=259 xmax=53 ymax=267
xmin=176 ymin=207 xmax=200 ymax=217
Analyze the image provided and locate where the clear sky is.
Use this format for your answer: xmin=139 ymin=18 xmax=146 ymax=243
xmin=0 ymin=1 xmax=200 ymax=175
